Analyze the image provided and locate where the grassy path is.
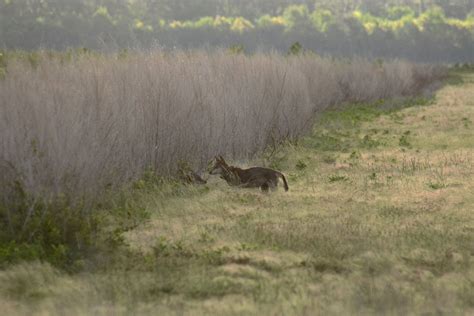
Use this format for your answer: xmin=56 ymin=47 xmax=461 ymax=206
xmin=1 ymin=72 xmax=474 ymax=315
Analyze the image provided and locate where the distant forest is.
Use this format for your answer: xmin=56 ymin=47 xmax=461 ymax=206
xmin=1 ymin=0 xmax=473 ymax=62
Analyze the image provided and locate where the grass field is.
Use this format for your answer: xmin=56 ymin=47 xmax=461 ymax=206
xmin=1 ymin=71 xmax=473 ymax=315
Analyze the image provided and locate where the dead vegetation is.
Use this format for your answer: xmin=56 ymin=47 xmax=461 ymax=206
xmin=0 ymin=51 xmax=445 ymax=204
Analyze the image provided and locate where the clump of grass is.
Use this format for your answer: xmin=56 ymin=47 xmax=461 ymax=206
xmin=399 ymin=131 xmax=412 ymax=148
xmin=295 ymin=160 xmax=308 ymax=170
xmin=328 ymin=175 xmax=349 ymax=183
xmin=427 ymin=182 xmax=448 ymax=190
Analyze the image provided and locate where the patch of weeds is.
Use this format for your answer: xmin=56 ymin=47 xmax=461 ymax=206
xmin=349 ymin=150 xmax=361 ymax=160
xmin=288 ymin=41 xmax=303 ymax=55
xmin=231 ymin=192 xmax=260 ymax=204
xmin=177 ymin=160 xmax=208 ymax=185
xmin=378 ymin=206 xmax=415 ymax=219
xmin=237 ymin=242 xmax=258 ymax=251
xmin=427 ymin=182 xmax=448 ymax=190
xmin=198 ymin=230 xmax=215 ymax=243
xmin=0 ymin=50 xmax=6 ymax=69
xmin=452 ymin=64 xmax=474 ymax=72
xmin=228 ymin=44 xmax=245 ymax=55
xmin=390 ymin=112 xmax=405 ymax=123
xmin=400 ymin=249 xmax=458 ymax=275
xmin=402 ymin=97 xmax=434 ymax=108
xmin=462 ymin=117 xmax=472 ymax=128
xmin=399 ymin=131 xmax=412 ymax=148
xmin=459 ymin=280 xmax=474 ymax=307
xmin=353 ymin=252 xmax=393 ymax=276
xmin=132 ymin=168 xmax=209 ymax=198
xmin=308 ymin=98 xmax=431 ymax=154
xmin=360 ymin=134 xmax=382 ymax=149
xmin=0 ymin=262 xmax=60 ymax=301
xmin=0 ymin=242 xmax=45 ymax=268
xmin=328 ymin=175 xmax=349 ymax=183
xmin=27 ymin=52 xmax=40 ymax=69
xmin=322 ymin=103 xmax=382 ymax=127
xmin=117 ymin=49 xmax=129 ymax=59
xmin=368 ymin=172 xmax=385 ymax=189
xmin=266 ymin=151 xmax=288 ymax=171
xmin=201 ymin=246 xmax=232 ymax=265
xmin=105 ymin=195 xmax=150 ymax=234
xmin=131 ymin=169 xmax=162 ymax=191
xmin=306 ymin=133 xmax=349 ymax=152
xmin=0 ymin=178 xmax=101 ymax=270
xmin=321 ymin=154 xmax=337 ymax=164
xmin=304 ymin=257 xmax=347 ymax=273
xmin=187 ymin=274 xmax=258 ymax=299
xmin=296 ymin=160 xmax=307 ymax=170
xmin=0 ymin=171 xmax=189 ymax=271
xmin=353 ymin=279 xmax=411 ymax=314
xmin=385 ymin=175 xmax=394 ymax=185
xmin=379 ymin=97 xmax=434 ymax=112
xmin=236 ymin=213 xmax=255 ymax=228
xmin=445 ymin=72 xmax=465 ymax=86
xmin=307 ymin=98 xmax=434 ymax=154
xmin=153 ymin=237 xmax=195 ymax=258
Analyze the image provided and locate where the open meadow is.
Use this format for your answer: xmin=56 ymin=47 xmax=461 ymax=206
xmin=0 ymin=51 xmax=473 ymax=314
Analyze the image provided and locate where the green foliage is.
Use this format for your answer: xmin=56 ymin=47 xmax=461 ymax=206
xmin=228 ymin=44 xmax=245 ymax=55
xmin=0 ymin=50 xmax=6 ymax=69
xmin=328 ymin=174 xmax=349 ymax=183
xmin=399 ymin=131 xmax=412 ymax=148
xmin=304 ymin=97 xmax=436 ymax=153
xmin=0 ymin=242 xmax=45 ymax=267
xmin=427 ymin=181 xmax=447 ymax=190
xmin=288 ymin=41 xmax=303 ymax=55
xmin=194 ymin=16 xmax=215 ymax=28
xmin=282 ymin=4 xmax=311 ymax=31
xmin=0 ymin=167 xmax=155 ymax=271
xmin=295 ymin=160 xmax=307 ymax=170
xmin=0 ymin=183 xmax=97 ymax=270
xmin=0 ymin=1 xmax=472 ymax=61
xmin=256 ymin=14 xmax=286 ymax=28
xmin=361 ymin=134 xmax=382 ymax=149
xmin=386 ymin=6 xmax=416 ymax=20
xmin=310 ymin=9 xmax=335 ymax=32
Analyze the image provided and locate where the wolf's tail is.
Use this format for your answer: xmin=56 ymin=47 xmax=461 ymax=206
xmin=279 ymin=173 xmax=289 ymax=192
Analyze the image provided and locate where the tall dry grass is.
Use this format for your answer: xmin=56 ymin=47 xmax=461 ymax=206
xmin=0 ymin=51 xmax=445 ymax=250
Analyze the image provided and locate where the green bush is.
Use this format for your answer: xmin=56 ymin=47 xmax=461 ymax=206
xmin=0 ymin=178 xmax=97 ymax=270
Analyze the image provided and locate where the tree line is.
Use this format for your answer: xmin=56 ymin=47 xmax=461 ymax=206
xmin=1 ymin=0 xmax=473 ymax=62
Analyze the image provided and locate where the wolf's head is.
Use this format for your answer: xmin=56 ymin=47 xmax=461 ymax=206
xmin=209 ymin=155 xmax=228 ymax=175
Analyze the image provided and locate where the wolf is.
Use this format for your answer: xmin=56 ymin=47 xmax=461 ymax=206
xmin=209 ymin=156 xmax=289 ymax=192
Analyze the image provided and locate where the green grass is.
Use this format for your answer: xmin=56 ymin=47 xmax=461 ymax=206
xmin=1 ymin=71 xmax=474 ymax=315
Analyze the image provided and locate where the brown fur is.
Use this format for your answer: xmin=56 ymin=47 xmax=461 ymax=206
xmin=210 ymin=156 xmax=289 ymax=192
